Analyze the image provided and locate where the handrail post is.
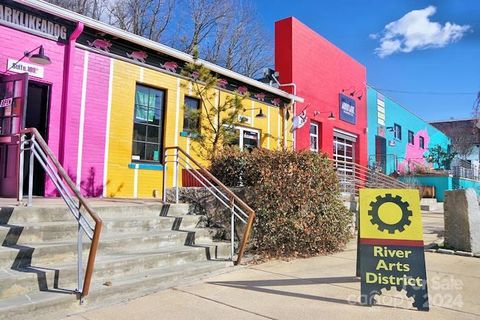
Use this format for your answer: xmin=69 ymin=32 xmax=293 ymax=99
xmin=162 ymin=149 xmax=168 ymax=203
xmin=77 ymin=223 xmax=83 ymax=296
xmin=230 ymin=197 xmax=235 ymax=261
xmin=175 ymin=148 xmax=179 ymax=204
xmin=28 ymin=136 xmax=35 ymax=207
xmin=18 ymin=133 xmax=25 ymax=204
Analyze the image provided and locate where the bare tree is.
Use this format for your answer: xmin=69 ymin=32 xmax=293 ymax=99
xmin=47 ymin=0 xmax=107 ymax=20
xmin=108 ymin=0 xmax=175 ymax=41
xmin=48 ymin=0 xmax=272 ymax=77
xmin=448 ymin=124 xmax=477 ymax=159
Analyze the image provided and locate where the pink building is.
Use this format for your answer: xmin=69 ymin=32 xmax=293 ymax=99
xmin=0 ymin=1 xmax=110 ymax=197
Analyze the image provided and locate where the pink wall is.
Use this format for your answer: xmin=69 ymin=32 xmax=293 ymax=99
xmin=275 ymin=17 xmax=368 ymax=167
xmin=0 ymin=25 xmax=110 ymax=197
xmin=79 ymin=51 xmax=110 ymax=197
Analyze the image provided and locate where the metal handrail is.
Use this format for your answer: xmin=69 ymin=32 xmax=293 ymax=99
xmin=332 ymin=158 xmax=408 ymax=194
xmin=162 ymin=146 xmax=255 ymax=265
xmin=17 ymin=128 xmax=102 ymax=301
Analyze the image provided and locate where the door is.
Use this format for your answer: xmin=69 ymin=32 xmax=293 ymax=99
xmin=333 ymin=132 xmax=356 ymax=193
xmin=375 ymin=136 xmax=387 ymax=173
xmin=0 ymin=73 xmax=28 ymax=198
xmin=23 ymin=82 xmax=50 ymax=196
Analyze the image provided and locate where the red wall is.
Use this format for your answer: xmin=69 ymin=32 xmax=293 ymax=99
xmin=275 ymin=17 xmax=368 ymax=166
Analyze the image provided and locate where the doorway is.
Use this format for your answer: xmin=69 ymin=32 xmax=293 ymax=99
xmin=23 ymin=81 xmax=50 ymax=196
xmin=333 ymin=129 xmax=357 ymax=193
xmin=375 ymin=136 xmax=387 ymax=173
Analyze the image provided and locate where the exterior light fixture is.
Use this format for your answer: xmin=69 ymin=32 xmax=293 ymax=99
xmin=255 ymin=108 xmax=266 ymax=119
xmin=6 ymin=45 xmax=51 ymax=72
xmin=28 ymin=46 xmax=51 ymax=65
xmin=243 ymin=107 xmax=267 ymax=119
xmin=313 ymin=110 xmax=336 ymax=120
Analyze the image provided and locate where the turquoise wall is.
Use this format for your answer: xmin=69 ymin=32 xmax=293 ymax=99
xmin=398 ymin=175 xmax=480 ymax=201
xmin=367 ymin=87 xmax=451 ymax=175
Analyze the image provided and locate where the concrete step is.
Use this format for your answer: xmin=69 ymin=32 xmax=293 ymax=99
xmin=0 ymin=241 xmax=231 ymax=300
xmin=420 ymin=199 xmax=443 ymax=212
xmin=0 ymin=215 xmax=204 ymax=244
xmin=0 ymin=259 xmax=233 ymax=320
xmin=421 ymin=198 xmax=438 ymax=205
xmin=0 ymin=203 xmax=191 ymax=224
xmin=0 ymin=227 xmax=220 ymax=268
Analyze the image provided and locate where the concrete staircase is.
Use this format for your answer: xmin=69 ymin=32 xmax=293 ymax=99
xmin=420 ymin=198 xmax=443 ymax=212
xmin=0 ymin=202 xmax=232 ymax=320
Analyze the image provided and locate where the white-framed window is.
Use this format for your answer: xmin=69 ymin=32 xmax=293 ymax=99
xmin=310 ymin=122 xmax=319 ymax=152
xmin=229 ymin=126 xmax=260 ymax=151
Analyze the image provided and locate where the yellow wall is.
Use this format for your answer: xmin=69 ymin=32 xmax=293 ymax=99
xmin=105 ymin=58 xmax=293 ymax=198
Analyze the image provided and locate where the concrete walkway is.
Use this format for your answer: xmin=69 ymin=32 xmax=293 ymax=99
xmin=63 ymin=210 xmax=480 ymax=320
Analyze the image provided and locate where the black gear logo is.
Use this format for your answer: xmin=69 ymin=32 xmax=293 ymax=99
xmin=368 ymin=193 xmax=413 ymax=234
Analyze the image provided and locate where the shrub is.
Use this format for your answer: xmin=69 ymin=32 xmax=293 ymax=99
xmin=210 ymin=147 xmax=353 ymax=258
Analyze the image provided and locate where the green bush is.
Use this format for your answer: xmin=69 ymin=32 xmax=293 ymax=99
xmin=210 ymin=147 xmax=353 ymax=258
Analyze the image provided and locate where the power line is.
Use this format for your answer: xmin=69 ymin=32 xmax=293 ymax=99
xmin=369 ymin=85 xmax=478 ymax=96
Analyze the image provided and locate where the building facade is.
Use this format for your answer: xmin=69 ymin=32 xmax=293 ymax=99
xmin=0 ymin=0 xmax=299 ymax=199
xmin=275 ymin=17 xmax=368 ymax=168
xmin=367 ymin=87 xmax=451 ymax=175
xmin=431 ymin=118 xmax=480 ymax=180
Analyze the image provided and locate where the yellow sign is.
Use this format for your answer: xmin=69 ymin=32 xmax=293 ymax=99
xmin=359 ymin=189 xmax=423 ymax=241
xmin=357 ymin=188 xmax=429 ymax=311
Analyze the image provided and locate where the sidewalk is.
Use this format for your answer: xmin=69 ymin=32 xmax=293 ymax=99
xmin=64 ymin=210 xmax=480 ymax=320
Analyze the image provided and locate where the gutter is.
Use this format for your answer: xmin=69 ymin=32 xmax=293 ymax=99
xmin=59 ymin=21 xmax=84 ymax=166
xmin=20 ymin=0 xmax=304 ymax=104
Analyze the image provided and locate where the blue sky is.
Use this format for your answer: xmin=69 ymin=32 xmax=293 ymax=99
xmin=256 ymin=0 xmax=480 ymax=122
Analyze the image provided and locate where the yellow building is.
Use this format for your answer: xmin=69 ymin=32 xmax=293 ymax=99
xmin=29 ymin=5 xmax=302 ymax=199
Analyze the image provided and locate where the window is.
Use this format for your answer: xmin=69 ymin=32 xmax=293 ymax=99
xmin=131 ymin=84 xmax=165 ymax=162
xmin=408 ymin=130 xmax=414 ymax=145
xmin=183 ymin=96 xmax=200 ymax=133
xmin=310 ymin=123 xmax=319 ymax=152
xmin=228 ymin=126 xmax=260 ymax=151
xmin=394 ymin=123 xmax=402 ymax=140
xmin=419 ymin=136 xmax=425 ymax=149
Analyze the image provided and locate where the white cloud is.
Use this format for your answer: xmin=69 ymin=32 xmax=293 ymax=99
xmin=372 ymin=6 xmax=471 ymax=58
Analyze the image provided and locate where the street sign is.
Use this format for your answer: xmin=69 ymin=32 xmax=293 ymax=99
xmin=357 ymin=189 xmax=429 ymax=311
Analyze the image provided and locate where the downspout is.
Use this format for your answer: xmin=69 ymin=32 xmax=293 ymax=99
xmin=59 ymin=22 xmax=84 ymax=166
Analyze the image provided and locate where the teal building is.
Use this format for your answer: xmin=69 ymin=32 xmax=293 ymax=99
xmin=367 ymin=87 xmax=451 ymax=175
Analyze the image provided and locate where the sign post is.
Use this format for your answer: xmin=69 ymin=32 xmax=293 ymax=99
xmin=357 ymin=189 xmax=429 ymax=311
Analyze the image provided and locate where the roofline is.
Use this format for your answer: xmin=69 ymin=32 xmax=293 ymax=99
xmin=366 ymin=85 xmax=451 ymax=139
xmin=429 ymin=117 xmax=476 ymax=124
xmin=21 ymin=0 xmax=304 ymax=103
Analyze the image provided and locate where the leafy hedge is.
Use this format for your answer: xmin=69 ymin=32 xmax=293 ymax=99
xmin=210 ymin=147 xmax=352 ymax=258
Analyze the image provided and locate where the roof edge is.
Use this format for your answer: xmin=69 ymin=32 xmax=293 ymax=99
xmin=21 ymin=0 xmax=304 ymax=103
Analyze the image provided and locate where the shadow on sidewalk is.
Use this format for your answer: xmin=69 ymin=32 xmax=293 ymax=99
xmin=209 ymin=276 xmax=362 ymax=306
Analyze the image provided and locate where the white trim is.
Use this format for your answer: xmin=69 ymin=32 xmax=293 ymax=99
xmin=277 ymin=110 xmax=281 ymax=149
xmin=267 ymin=107 xmax=271 ymax=149
xmin=214 ymin=90 xmax=219 ymax=128
xmin=133 ymin=164 xmax=139 ymax=198
xmin=333 ymin=128 xmax=358 ymax=141
xmin=173 ymin=78 xmax=181 ymax=187
xmin=236 ymin=126 xmax=260 ymax=150
xmin=186 ymin=138 xmax=190 ymax=164
xmin=21 ymin=0 xmax=303 ymax=103
xmin=102 ymin=58 xmax=114 ymax=197
xmin=76 ymin=51 xmax=89 ymax=187
xmin=310 ymin=122 xmax=319 ymax=152
xmin=250 ymin=101 xmax=255 ymax=127
xmin=139 ymin=67 xmax=144 ymax=81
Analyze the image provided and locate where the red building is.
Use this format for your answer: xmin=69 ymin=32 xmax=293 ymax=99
xmin=275 ymin=17 xmax=368 ymax=167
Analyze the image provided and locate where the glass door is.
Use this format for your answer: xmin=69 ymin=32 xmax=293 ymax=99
xmin=333 ymin=134 xmax=356 ymax=193
xmin=0 ymin=73 xmax=28 ymax=198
